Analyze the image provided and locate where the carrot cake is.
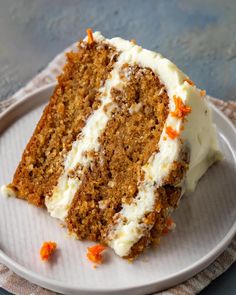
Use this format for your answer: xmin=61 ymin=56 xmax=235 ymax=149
xmin=1 ymin=30 xmax=221 ymax=259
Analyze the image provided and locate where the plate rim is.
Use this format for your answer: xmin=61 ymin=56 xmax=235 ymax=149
xmin=0 ymin=84 xmax=235 ymax=294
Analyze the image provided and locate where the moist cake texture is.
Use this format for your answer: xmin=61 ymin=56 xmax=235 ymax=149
xmin=2 ymin=31 xmax=221 ymax=259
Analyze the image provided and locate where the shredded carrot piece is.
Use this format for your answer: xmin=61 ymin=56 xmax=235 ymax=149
xmin=130 ymin=39 xmax=136 ymax=44
xmin=87 ymin=244 xmax=106 ymax=264
xmin=170 ymin=96 xmax=192 ymax=119
xmin=40 ymin=241 xmax=57 ymax=261
xmin=162 ymin=217 xmax=174 ymax=235
xmin=200 ymin=89 xmax=206 ymax=97
xmin=184 ymin=78 xmax=195 ymax=86
xmin=86 ymin=28 xmax=94 ymax=44
xmin=166 ymin=126 xmax=179 ymax=140
xmin=162 ymin=227 xmax=169 ymax=235
xmin=166 ymin=217 xmax=174 ymax=227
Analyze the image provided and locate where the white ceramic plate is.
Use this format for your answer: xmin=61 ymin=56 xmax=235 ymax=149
xmin=0 ymin=84 xmax=235 ymax=295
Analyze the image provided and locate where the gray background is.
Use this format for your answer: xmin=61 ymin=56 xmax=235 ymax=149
xmin=0 ymin=0 xmax=235 ymax=294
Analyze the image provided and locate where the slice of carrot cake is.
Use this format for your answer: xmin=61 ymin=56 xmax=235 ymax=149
xmin=1 ymin=30 xmax=221 ymax=259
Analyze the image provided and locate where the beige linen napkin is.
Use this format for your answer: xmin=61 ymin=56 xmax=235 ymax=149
xmin=0 ymin=44 xmax=235 ymax=295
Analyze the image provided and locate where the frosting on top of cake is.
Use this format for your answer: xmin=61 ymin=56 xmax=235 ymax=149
xmin=45 ymin=32 xmax=220 ymax=257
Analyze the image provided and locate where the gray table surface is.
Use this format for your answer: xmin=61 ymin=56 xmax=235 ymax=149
xmin=0 ymin=0 xmax=235 ymax=294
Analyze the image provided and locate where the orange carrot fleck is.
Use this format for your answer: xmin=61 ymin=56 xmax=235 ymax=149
xmin=130 ymin=39 xmax=136 ymax=44
xmin=87 ymin=244 xmax=106 ymax=264
xmin=170 ymin=96 xmax=192 ymax=119
xmin=200 ymin=89 xmax=206 ymax=97
xmin=184 ymin=78 xmax=195 ymax=86
xmin=162 ymin=217 xmax=175 ymax=235
xmin=162 ymin=227 xmax=169 ymax=235
xmin=166 ymin=126 xmax=179 ymax=140
xmin=86 ymin=28 xmax=94 ymax=44
xmin=40 ymin=241 xmax=57 ymax=261
xmin=166 ymin=217 xmax=174 ymax=228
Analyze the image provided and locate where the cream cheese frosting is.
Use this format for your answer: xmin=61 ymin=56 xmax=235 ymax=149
xmin=0 ymin=185 xmax=16 ymax=198
xmin=45 ymin=32 xmax=220 ymax=256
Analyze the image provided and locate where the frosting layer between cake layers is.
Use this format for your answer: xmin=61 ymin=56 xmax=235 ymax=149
xmin=36 ymin=32 xmax=221 ymax=256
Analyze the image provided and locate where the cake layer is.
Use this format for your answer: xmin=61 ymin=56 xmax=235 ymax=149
xmin=10 ymin=41 xmax=118 ymax=206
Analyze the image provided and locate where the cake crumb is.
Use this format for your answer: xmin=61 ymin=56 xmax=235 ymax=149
xmin=40 ymin=241 xmax=57 ymax=261
xmin=87 ymin=244 xmax=106 ymax=264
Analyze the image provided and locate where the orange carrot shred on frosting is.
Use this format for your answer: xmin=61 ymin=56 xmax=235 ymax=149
xmin=87 ymin=244 xmax=106 ymax=264
xmin=200 ymin=89 xmax=206 ymax=97
xmin=170 ymin=95 xmax=191 ymax=119
xmin=166 ymin=126 xmax=179 ymax=140
xmin=184 ymin=78 xmax=195 ymax=86
xmin=86 ymin=28 xmax=94 ymax=44
xmin=40 ymin=241 xmax=57 ymax=261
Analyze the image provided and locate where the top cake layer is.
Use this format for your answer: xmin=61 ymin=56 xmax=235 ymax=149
xmin=6 ymin=32 xmax=220 ymax=258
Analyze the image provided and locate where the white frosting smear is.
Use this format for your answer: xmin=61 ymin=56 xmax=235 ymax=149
xmin=0 ymin=185 xmax=16 ymax=198
xmin=45 ymin=32 xmax=220 ymax=257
